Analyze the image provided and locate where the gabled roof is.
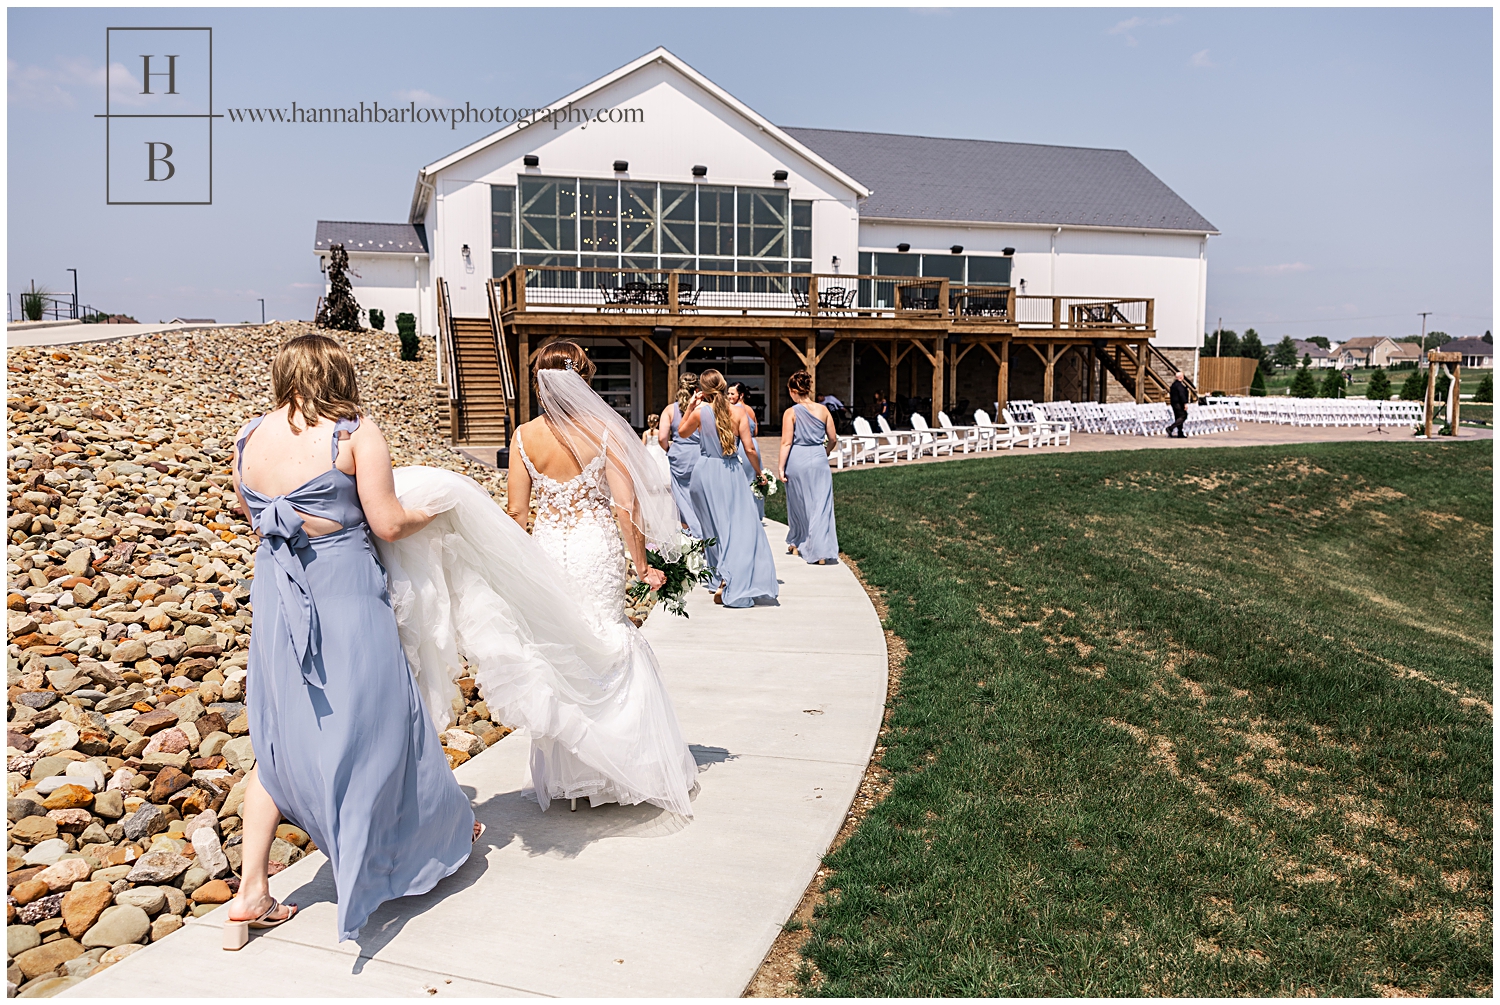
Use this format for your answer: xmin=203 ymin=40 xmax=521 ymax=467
xmin=1293 ymin=340 xmax=1331 ymax=358
xmin=409 ymin=47 xmax=870 ymax=222
xmin=1335 ymin=336 xmax=1394 ymax=352
xmin=783 ymin=127 xmax=1217 ymax=234
xmin=1439 ymin=337 xmax=1493 ymax=355
xmin=315 ymin=221 xmax=429 ymax=255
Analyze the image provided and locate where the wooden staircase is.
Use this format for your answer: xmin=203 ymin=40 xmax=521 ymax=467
xmin=449 ymin=316 xmax=510 ymax=446
xmin=1096 ymin=341 xmax=1194 ymax=403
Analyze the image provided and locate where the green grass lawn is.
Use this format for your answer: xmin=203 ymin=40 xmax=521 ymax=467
xmin=767 ymin=442 xmax=1492 ymax=996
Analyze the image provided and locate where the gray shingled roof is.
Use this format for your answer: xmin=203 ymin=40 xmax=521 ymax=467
xmin=314 ymin=221 xmax=429 ymax=254
xmin=783 ymin=127 xmax=1217 ymax=234
xmin=1439 ymin=337 xmax=1493 ymax=356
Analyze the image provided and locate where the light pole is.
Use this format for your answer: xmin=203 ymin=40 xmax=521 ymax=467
xmin=66 ymin=269 xmax=78 ymax=319
xmin=258 ymin=299 xmax=265 ymax=324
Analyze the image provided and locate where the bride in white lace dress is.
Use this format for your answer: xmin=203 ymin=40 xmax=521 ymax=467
xmin=372 ymin=343 xmax=698 ymax=818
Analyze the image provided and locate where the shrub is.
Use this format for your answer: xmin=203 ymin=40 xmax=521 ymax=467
xmin=1249 ymin=368 xmax=1267 ymax=396
xmin=396 ymin=312 xmax=419 ymax=361
xmin=314 ymin=244 xmax=362 ymax=332
xmin=369 ymin=308 xmax=385 ymax=331
xmin=1290 ymin=366 xmax=1318 ymax=398
xmin=1399 ymin=368 xmax=1426 ymax=400
xmin=20 ymin=286 xmax=50 ymax=322
xmin=1474 ymin=373 xmax=1492 ymax=403
xmin=1318 ymin=368 xmax=1345 ymax=398
xmin=1364 ymin=367 xmax=1391 ymax=401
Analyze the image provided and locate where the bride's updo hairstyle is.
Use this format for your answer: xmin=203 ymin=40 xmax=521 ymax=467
xmin=787 ymin=369 xmax=813 ymax=399
xmin=674 ymin=371 xmax=699 ymax=412
xmin=532 ymin=340 xmax=596 ymax=391
xmin=696 ymin=369 xmax=738 ymax=456
xmin=272 ymin=334 xmax=362 ymax=432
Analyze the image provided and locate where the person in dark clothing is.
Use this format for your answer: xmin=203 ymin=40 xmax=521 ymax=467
xmin=1167 ymin=371 xmax=1190 ymax=437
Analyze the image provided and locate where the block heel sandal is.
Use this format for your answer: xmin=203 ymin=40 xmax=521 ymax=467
xmin=223 ymin=898 xmax=297 ymax=951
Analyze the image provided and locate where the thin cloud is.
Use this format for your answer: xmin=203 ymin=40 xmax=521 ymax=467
xmin=1189 ymin=49 xmax=1215 ymax=68
xmin=1234 ymin=263 xmax=1312 ymax=275
xmin=1108 ymin=14 xmax=1180 ymax=46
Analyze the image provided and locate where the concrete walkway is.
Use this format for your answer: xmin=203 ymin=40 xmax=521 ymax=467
xmin=7 ymin=321 xmax=260 ymax=348
xmin=64 ymin=521 xmax=887 ymax=998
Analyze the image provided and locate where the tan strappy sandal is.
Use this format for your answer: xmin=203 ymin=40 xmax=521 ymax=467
xmin=223 ymin=897 xmax=297 ymax=951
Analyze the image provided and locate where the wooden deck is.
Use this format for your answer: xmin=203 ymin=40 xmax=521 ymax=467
xmin=438 ymin=267 xmax=1187 ymax=448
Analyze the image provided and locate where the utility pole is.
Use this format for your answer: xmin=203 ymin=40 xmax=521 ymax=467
xmin=1215 ymin=316 xmax=1222 ymax=357
xmin=1418 ymin=311 xmax=1432 ymax=368
xmin=258 ymin=299 xmax=265 ymax=324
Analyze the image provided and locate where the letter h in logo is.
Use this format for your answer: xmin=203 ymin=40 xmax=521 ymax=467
xmin=102 ymin=28 xmax=216 ymax=204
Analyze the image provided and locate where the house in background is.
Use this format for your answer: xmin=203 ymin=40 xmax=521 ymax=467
xmin=1438 ymin=337 xmax=1493 ymax=368
xmin=1384 ymin=342 xmax=1421 ymax=368
xmin=1334 ymin=336 xmax=1410 ymax=369
xmin=315 ymin=47 xmax=1216 ymax=437
xmin=1292 ymin=339 xmax=1336 ymax=369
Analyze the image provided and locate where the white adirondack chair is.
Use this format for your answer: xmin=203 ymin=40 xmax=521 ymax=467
xmin=852 ymin=417 xmax=905 ymax=464
xmin=909 ymin=414 xmax=955 ymax=456
xmin=937 ymin=411 xmax=980 ymax=453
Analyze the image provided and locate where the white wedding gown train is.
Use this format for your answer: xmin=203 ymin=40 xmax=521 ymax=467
xmin=374 ymin=466 xmax=697 ymax=818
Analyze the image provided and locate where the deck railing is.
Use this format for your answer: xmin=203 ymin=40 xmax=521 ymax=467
xmin=493 ymin=265 xmax=1152 ymax=332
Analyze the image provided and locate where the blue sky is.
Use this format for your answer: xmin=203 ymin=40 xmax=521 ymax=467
xmin=7 ymin=7 xmax=1492 ymax=341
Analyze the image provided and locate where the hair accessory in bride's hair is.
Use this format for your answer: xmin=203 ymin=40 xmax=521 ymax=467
xmin=564 ymin=358 xmax=576 ymax=372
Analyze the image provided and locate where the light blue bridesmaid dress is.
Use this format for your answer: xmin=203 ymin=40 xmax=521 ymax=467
xmin=735 ymin=406 xmax=765 ymax=521
xmin=236 ymin=415 xmax=473 ymax=942
xmin=665 ymin=402 xmax=704 ymax=538
xmin=687 ymin=405 xmax=779 ymax=608
xmin=783 ymin=403 xmax=840 ymax=564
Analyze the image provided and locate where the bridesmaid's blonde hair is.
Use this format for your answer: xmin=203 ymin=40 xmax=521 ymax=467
xmin=271 ymin=334 xmax=362 ymax=431
xmin=696 ymin=370 xmax=738 ymax=456
xmin=674 ymin=371 xmax=699 ymax=412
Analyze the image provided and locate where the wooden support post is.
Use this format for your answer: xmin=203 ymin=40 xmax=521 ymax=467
xmin=518 ymin=328 xmax=531 ymax=423
xmin=888 ymin=339 xmax=898 ymax=405
xmin=769 ymin=339 xmax=781 ymax=420
xmin=1052 ymin=296 xmax=1062 ymax=329
xmin=999 ymin=338 xmax=1010 ymax=411
xmin=1424 ymin=358 xmax=1437 ymax=437
xmin=809 ymin=275 xmax=819 ymax=318
xmin=1085 ymin=346 xmax=1094 ymax=401
xmin=642 ymin=343 xmax=654 ymax=419
xmin=806 ymin=334 xmax=818 ymax=399
xmin=1043 ymin=342 xmax=1055 ymax=402
xmin=667 ymin=271 xmax=679 ymax=314
xmin=1452 ymin=363 xmax=1462 ymax=430
xmin=1135 ymin=341 xmax=1146 ymax=404
xmin=931 ymin=338 xmax=944 ymax=423
xmin=667 ymin=332 xmax=680 ymax=404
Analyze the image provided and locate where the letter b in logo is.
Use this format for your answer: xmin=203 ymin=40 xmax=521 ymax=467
xmin=146 ymin=141 xmax=175 ymax=181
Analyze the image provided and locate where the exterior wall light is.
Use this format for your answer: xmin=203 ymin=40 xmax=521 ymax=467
xmin=773 ymin=169 xmax=788 ymax=182
xmin=897 ymin=243 xmax=910 ymax=253
xmin=614 ymin=160 xmax=629 ymax=172
xmin=951 ymin=245 xmax=964 ymax=254
xmin=523 ymin=154 xmax=540 ymax=167
xmin=692 ymin=165 xmax=708 ymax=177
xmin=1002 ymin=247 xmax=1016 ymax=256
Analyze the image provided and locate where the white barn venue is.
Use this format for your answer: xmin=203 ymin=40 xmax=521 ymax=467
xmin=315 ymin=47 xmax=1217 ymax=449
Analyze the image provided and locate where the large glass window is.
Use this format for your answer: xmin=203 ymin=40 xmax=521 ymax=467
xmin=621 ymin=183 xmax=657 ymax=257
xmin=491 ymin=185 xmax=515 ymax=251
xmin=660 ymin=184 xmax=695 ymax=258
xmin=578 ymin=180 xmax=618 ymax=256
xmin=920 ymin=254 xmax=965 ymax=284
xmin=519 ymin=176 xmax=577 ymax=252
xmin=737 ymin=188 xmax=788 ymax=260
xmin=791 ymin=201 xmax=812 ymax=261
xmin=966 ymin=255 xmax=1012 ymax=286
xmin=697 ymin=187 xmax=736 ymax=259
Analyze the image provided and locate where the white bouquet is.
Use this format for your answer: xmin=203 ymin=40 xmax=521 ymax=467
xmin=752 ymin=469 xmax=780 ymax=498
xmin=625 ymin=533 xmax=717 ymax=622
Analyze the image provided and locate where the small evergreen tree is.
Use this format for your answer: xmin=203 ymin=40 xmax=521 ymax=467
xmin=396 ymin=312 xmax=419 ymax=361
xmin=1249 ymin=368 xmax=1267 ymax=396
xmin=1364 ymin=367 xmax=1391 ymax=401
xmin=315 ymin=245 xmax=362 ymax=331
xmin=369 ymin=308 xmax=385 ymax=331
xmin=1474 ymin=372 xmax=1492 ymax=402
xmin=1399 ymin=368 xmax=1426 ymax=400
xmin=1290 ymin=365 xmax=1318 ymax=398
xmin=1239 ymin=328 xmax=1266 ymax=367
xmin=1319 ymin=368 xmax=1345 ymax=398
xmin=1273 ymin=336 xmax=1299 ymax=369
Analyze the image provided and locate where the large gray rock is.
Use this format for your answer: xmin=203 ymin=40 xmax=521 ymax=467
xmin=80 ymin=904 xmax=151 ymax=948
xmin=125 ymin=850 xmax=191 ymax=885
xmin=9 ymin=797 xmax=46 ymax=822
xmin=166 ymin=693 xmax=205 ymax=724
xmin=7 ymin=925 xmax=40 ymax=957
xmin=178 ymin=865 xmax=210 ymax=897
xmin=122 ymin=804 xmax=167 ymax=843
xmin=190 ymin=827 xmax=230 ymax=879
xmin=113 ymin=887 xmax=167 ymax=915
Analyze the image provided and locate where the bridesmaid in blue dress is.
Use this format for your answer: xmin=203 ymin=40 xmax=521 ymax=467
xmin=727 ymin=382 xmax=764 ymax=521
xmin=657 ymin=373 xmax=704 ymax=538
xmin=779 ymin=370 xmax=840 ymax=564
xmin=228 ymin=335 xmax=476 ymax=947
xmin=680 ymin=370 xmax=779 ymax=608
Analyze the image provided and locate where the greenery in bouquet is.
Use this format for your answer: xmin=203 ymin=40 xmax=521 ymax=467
xmin=752 ymin=469 xmax=780 ymax=499
xmin=625 ymin=535 xmax=717 ymax=622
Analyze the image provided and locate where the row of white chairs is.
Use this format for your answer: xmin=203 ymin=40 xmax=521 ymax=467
xmin=1211 ymin=396 xmax=1423 ymax=427
xmin=834 ymin=402 xmax=1071 ymax=468
xmin=1027 ymin=400 xmax=1240 ymax=437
